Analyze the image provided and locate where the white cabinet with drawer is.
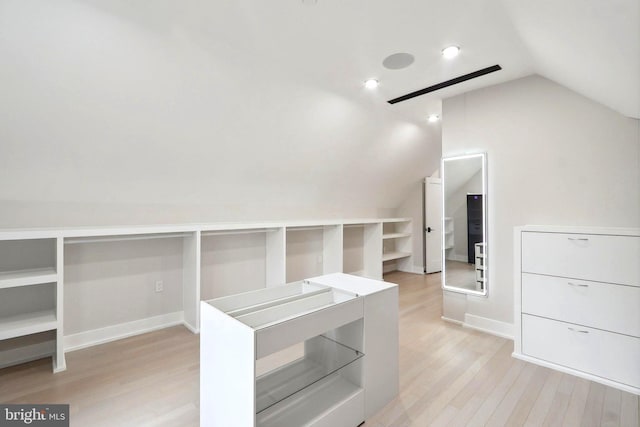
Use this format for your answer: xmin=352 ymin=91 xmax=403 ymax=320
xmin=514 ymin=226 xmax=640 ymax=395
xmin=200 ymin=273 xmax=399 ymax=427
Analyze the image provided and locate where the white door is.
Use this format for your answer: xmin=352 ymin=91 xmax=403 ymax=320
xmin=425 ymin=177 xmax=442 ymax=273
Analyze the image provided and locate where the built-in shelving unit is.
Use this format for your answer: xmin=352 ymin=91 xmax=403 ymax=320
xmin=0 ymin=238 xmax=64 ymax=371
xmin=382 ymin=219 xmax=412 ymax=273
xmin=0 ymin=218 xmax=411 ymax=372
xmin=201 ymin=273 xmax=398 ymax=427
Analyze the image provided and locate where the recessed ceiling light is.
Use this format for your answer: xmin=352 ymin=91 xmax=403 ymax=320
xmin=442 ymin=45 xmax=460 ymax=59
xmin=364 ymin=79 xmax=379 ymax=89
xmin=427 ymin=114 xmax=440 ymax=123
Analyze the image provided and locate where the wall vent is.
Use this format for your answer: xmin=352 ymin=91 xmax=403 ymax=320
xmin=387 ymin=65 xmax=502 ymax=104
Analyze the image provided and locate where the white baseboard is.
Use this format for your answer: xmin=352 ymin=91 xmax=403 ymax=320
xmin=0 ymin=341 xmax=54 ymax=369
xmin=383 ymin=262 xmax=397 ymax=274
xmin=512 ymin=352 xmax=639 ymax=395
xmin=182 ymin=321 xmax=199 ymax=334
xmin=64 ymin=311 xmax=184 ymax=352
xmin=441 ymin=316 xmax=464 ymax=326
xmin=463 ymin=313 xmax=514 ymax=340
xmin=447 ymin=254 xmax=468 ymax=263
xmin=398 ymin=265 xmax=425 ymax=274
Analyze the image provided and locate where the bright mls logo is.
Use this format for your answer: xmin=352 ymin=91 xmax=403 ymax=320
xmin=0 ymin=405 xmax=69 ymax=426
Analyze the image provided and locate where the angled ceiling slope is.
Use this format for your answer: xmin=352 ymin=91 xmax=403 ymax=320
xmin=500 ymin=0 xmax=640 ymax=119
xmin=84 ymin=0 xmax=640 ymax=123
xmin=66 ymin=0 xmax=640 ymax=121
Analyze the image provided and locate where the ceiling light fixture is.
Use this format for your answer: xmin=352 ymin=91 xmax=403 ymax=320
xmin=364 ymin=79 xmax=379 ymax=89
xmin=427 ymin=114 xmax=440 ymax=123
xmin=442 ymin=45 xmax=460 ymax=59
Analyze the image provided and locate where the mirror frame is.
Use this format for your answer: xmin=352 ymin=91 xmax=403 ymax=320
xmin=440 ymin=152 xmax=488 ymax=297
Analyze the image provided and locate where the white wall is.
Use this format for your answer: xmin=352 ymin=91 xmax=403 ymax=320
xmin=395 ymin=127 xmax=442 ymax=273
xmin=0 ymin=0 xmax=440 ymax=338
xmin=343 ymin=226 xmax=365 ymax=275
xmin=286 ymin=229 xmax=323 ymax=282
xmin=200 ymin=233 xmax=267 ymax=300
xmin=442 ymin=75 xmax=640 ymax=329
xmin=0 ymin=0 xmax=439 ymax=228
xmin=64 ymin=238 xmax=184 ymax=334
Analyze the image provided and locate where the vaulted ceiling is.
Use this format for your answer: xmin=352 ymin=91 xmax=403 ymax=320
xmin=0 ymin=0 xmax=637 ymax=226
xmin=86 ymin=0 xmax=639 ymax=121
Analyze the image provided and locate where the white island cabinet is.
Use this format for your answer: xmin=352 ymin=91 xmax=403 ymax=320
xmin=200 ymin=273 xmax=398 ymax=427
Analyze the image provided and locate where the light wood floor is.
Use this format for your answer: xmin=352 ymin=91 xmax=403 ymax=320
xmin=0 ymin=272 xmax=637 ymax=426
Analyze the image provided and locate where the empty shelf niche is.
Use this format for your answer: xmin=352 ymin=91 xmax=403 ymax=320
xmin=255 ymin=334 xmax=363 ymax=414
xmin=0 ymin=283 xmax=57 ymax=341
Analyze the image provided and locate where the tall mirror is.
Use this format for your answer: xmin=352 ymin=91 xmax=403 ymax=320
xmin=441 ymin=153 xmax=488 ymax=296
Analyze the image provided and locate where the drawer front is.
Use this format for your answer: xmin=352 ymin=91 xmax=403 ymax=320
xmin=521 ymin=232 xmax=639 ymax=286
xmin=256 ymin=297 xmax=364 ymax=359
xmin=522 ymin=273 xmax=640 ymax=337
xmin=522 ymin=314 xmax=640 ymax=388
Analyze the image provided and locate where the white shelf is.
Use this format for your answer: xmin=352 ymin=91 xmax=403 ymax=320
xmin=0 ymin=310 xmax=57 ymax=340
xmin=381 ymin=218 xmax=411 ymax=224
xmin=256 ymin=373 xmax=364 ymax=427
xmin=382 ymin=233 xmax=411 ymax=240
xmin=382 ymin=252 xmax=411 ymax=262
xmin=255 ymin=335 xmax=363 ymax=414
xmin=0 ymin=268 xmax=57 ymax=290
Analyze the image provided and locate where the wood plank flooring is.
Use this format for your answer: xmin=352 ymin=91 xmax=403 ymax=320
xmin=1 ymin=272 xmax=637 ymax=426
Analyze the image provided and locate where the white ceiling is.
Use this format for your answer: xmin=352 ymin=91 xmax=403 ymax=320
xmin=86 ymin=0 xmax=639 ymax=121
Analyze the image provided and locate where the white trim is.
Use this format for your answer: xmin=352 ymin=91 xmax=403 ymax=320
xmin=446 ymin=254 xmax=468 ymax=263
xmin=397 ymin=265 xmax=425 ymax=274
xmin=382 ymin=262 xmax=397 ymax=274
xmin=182 ymin=320 xmax=199 ymax=334
xmin=463 ymin=313 xmax=514 ymax=340
xmin=512 ymin=352 xmax=640 ymax=396
xmin=441 ymin=316 xmax=464 ymax=326
xmin=0 ymin=340 xmax=54 ymax=369
xmin=64 ymin=311 xmax=184 ymax=352
xmin=0 ymin=218 xmax=415 ymax=241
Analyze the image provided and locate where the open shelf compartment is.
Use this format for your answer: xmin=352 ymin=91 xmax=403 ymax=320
xmin=256 ymin=370 xmax=364 ymax=427
xmin=256 ymin=334 xmax=363 ymax=414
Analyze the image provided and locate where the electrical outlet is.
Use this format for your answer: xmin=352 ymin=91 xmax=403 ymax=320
xmin=155 ymin=280 xmax=164 ymax=293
